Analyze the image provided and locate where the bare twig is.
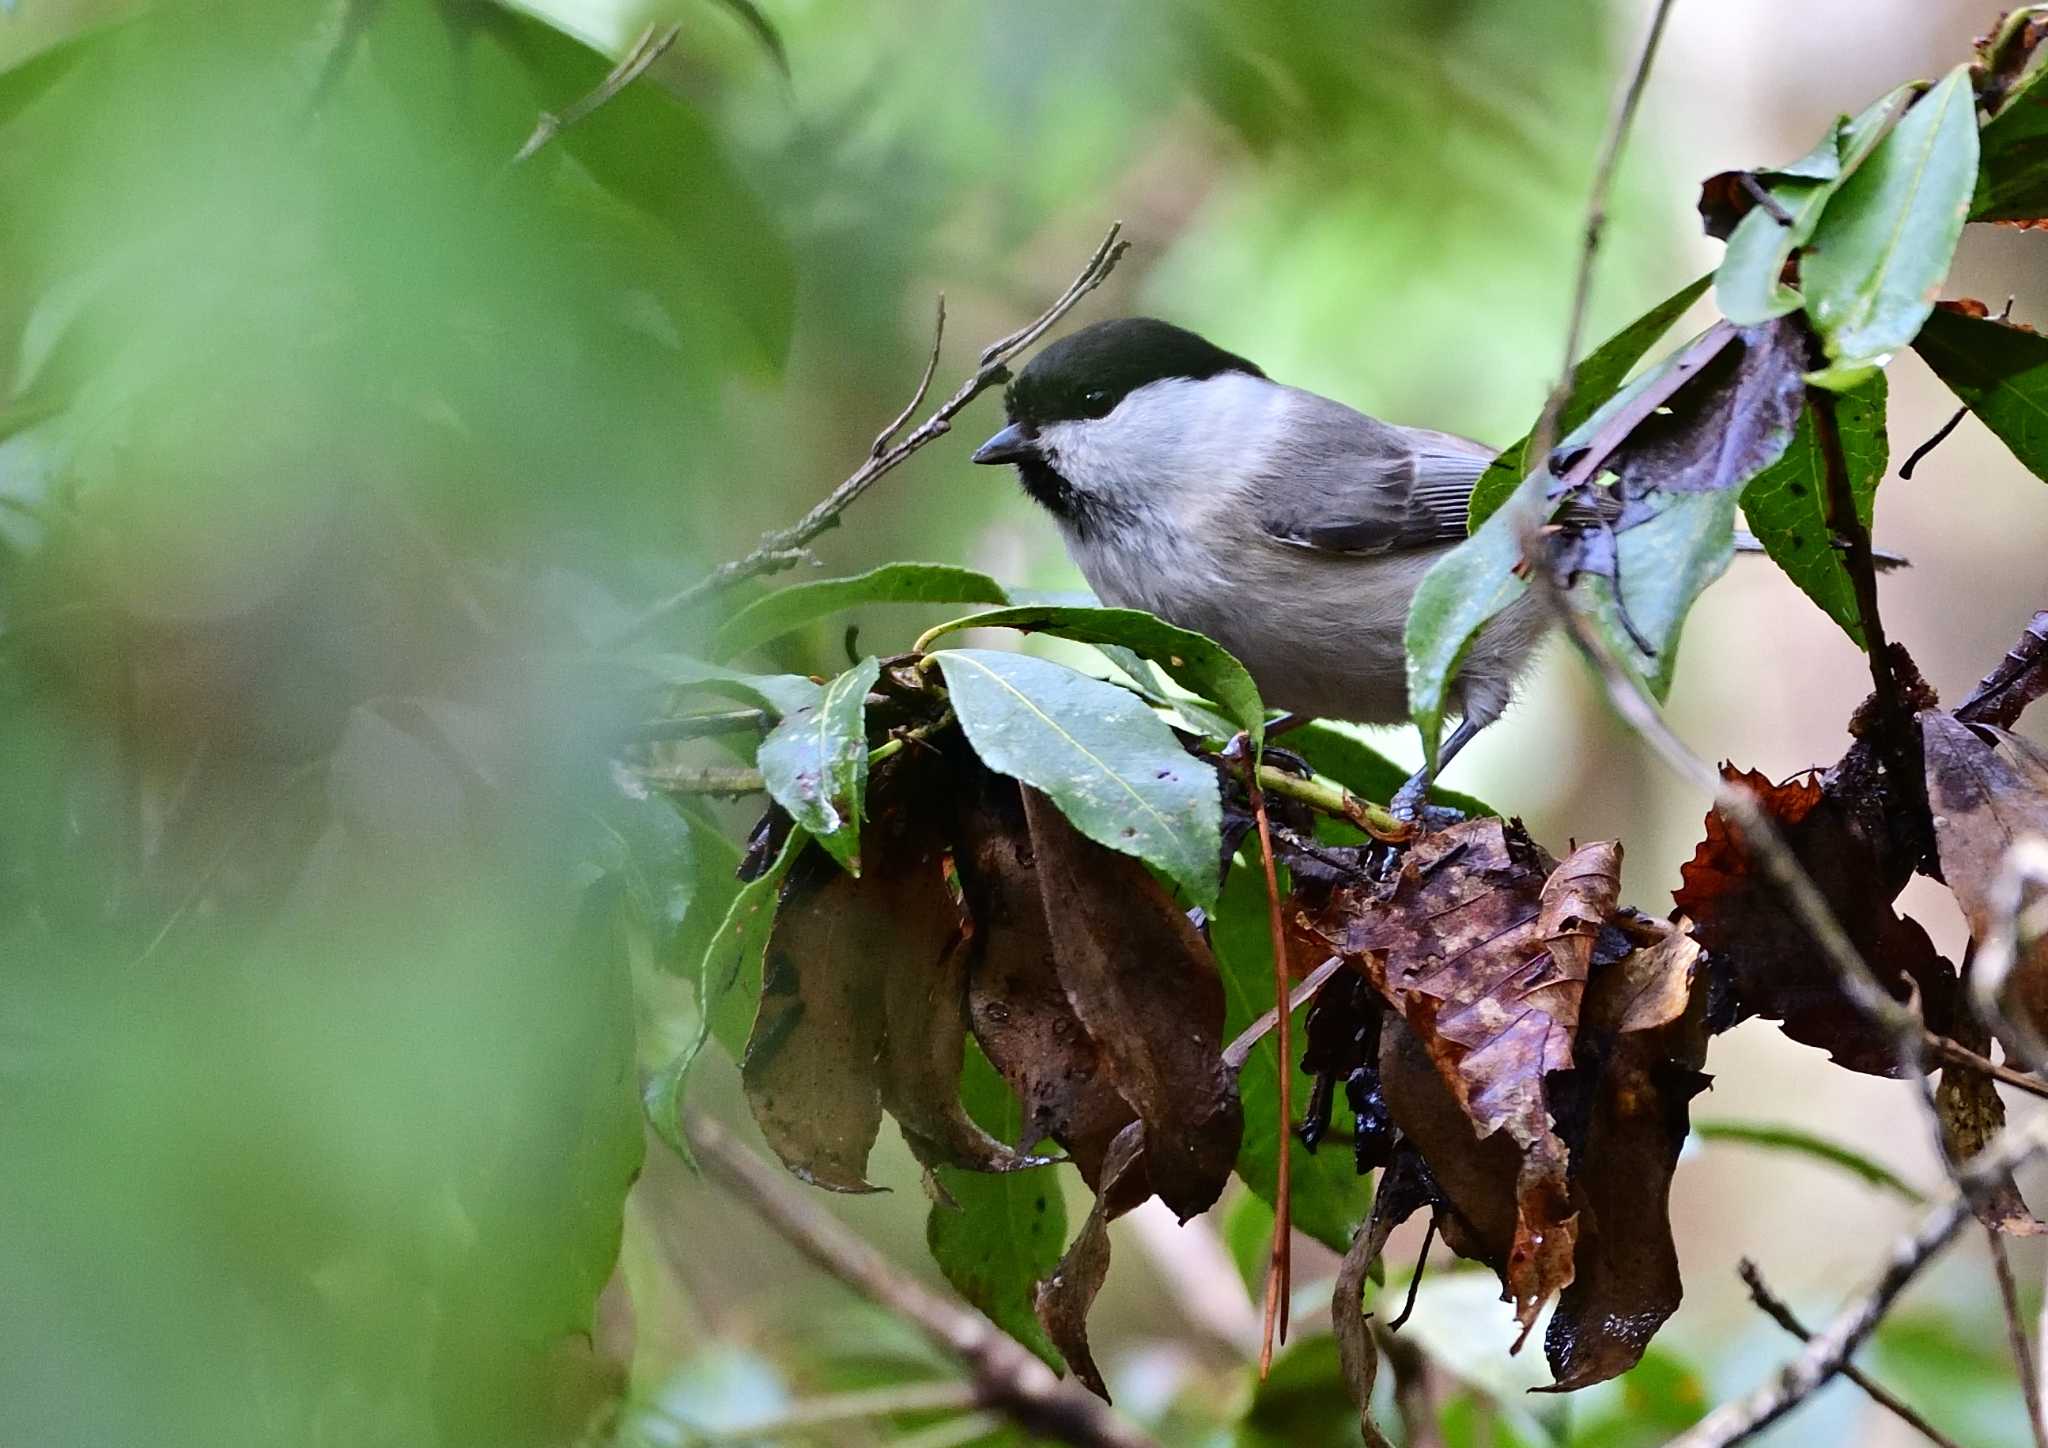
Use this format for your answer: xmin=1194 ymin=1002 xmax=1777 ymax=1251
xmin=635 ymin=763 xmax=767 ymax=796
xmin=1898 ymin=407 xmax=1968 ymax=480
xmin=512 ymin=23 xmax=683 ymax=164
xmin=621 ymin=223 xmax=1131 ymax=638
xmin=1251 ymin=761 xmax=1406 ymax=840
xmin=1222 ymin=956 xmax=1347 ymax=1071
xmin=1672 ymin=1117 xmax=2048 ymax=1448
xmin=1989 ymin=1229 xmax=2048 ymax=1448
xmin=1524 ymin=0 xmax=1682 ymax=473
xmin=1386 ymin=1217 xmax=1436 ymax=1333
xmin=1243 ymin=752 xmax=1295 ymax=1373
xmin=1736 ymin=1259 xmax=1964 ymax=1448
xmin=1923 ymin=1030 xmax=2048 ymax=1103
xmin=625 ymin=708 xmax=769 ymax=744
xmin=687 ymin=1380 xmax=983 ymax=1440
xmin=683 ymin=1110 xmax=1161 ymax=1448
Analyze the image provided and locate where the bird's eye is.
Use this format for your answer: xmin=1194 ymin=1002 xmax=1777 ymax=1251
xmin=1082 ymin=389 xmax=1113 ymax=418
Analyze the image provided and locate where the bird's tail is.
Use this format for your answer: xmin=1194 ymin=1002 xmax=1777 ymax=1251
xmin=1733 ymin=529 xmax=1908 ymax=570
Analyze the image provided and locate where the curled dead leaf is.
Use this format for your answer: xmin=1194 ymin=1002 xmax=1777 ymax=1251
xmin=1033 ymin=1123 xmax=1146 ymax=1402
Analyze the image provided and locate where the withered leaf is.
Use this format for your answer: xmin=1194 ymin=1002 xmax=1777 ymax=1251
xmin=745 ymin=759 xmax=1034 ymax=1189
xmin=1303 ymin=822 xmax=1616 ymax=1334
xmin=1021 ymin=788 xmax=1242 ymax=1221
xmin=1034 ymin=1123 xmax=1145 ymax=1402
xmin=1542 ymin=925 xmax=1711 ymax=1390
xmin=948 ymin=764 xmax=1136 ymax=1185
xmin=1923 ymin=711 xmax=2048 ymax=1055
xmin=1935 ymin=1010 xmax=2045 ymax=1236
xmin=1333 ymin=1221 xmax=1399 ymax=1448
xmin=1604 ymin=317 xmax=1809 ymax=497
xmin=742 ymin=846 xmax=890 ymax=1192
xmin=1676 ymin=764 xmax=1953 ymax=1075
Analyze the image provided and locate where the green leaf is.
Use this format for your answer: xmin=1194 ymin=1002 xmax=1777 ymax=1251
xmin=645 ymin=825 xmax=807 ymax=1162
xmin=1468 ymin=275 xmax=1711 ymax=529
xmin=926 ymin=1045 xmax=1068 ymax=1371
xmin=1716 ymin=87 xmax=1915 ymax=326
xmin=1577 ymin=490 xmax=1739 ymax=701
xmin=1803 ymin=67 xmax=1978 ymax=390
xmin=1692 ymin=1120 xmax=1927 ymax=1203
xmin=1093 ymin=644 xmax=1244 ymax=743
xmin=756 ymin=658 xmax=879 ymax=873
xmin=934 ymin=649 xmax=1223 ymax=906
xmin=921 ymin=604 xmax=1266 ymax=745
xmin=1739 ymin=375 xmax=1889 ymax=644
xmin=712 ymin=563 xmax=1010 ymax=662
xmin=1405 ymin=473 xmax=1536 ymax=765
xmin=1975 ymin=39 xmax=2048 ymax=222
xmin=707 ymin=0 xmax=792 ymax=80
xmin=625 ymin=653 xmax=822 ymax=717
xmin=1212 ymin=866 xmax=1373 ymax=1253
xmin=1913 ymin=305 xmax=2048 ymax=484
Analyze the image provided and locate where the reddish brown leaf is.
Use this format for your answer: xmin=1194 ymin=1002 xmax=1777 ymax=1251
xmin=1033 ymin=1123 xmax=1145 ymax=1402
xmin=948 ymin=766 xmax=1137 ymax=1186
xmin=1021 ymin=788 xmax=1243 ymax=1221
xmin=1676 ymin=764 xmax=1953 ymax=1074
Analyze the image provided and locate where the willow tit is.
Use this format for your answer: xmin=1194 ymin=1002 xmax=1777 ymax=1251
xmin=971 ymin=317 xmax=1544 ymax=809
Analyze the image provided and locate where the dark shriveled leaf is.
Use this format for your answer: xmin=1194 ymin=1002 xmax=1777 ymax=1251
xmin=1935 ymin=1010 xmax=2045 ymax=1236
xmin=1034 ymin=1123 xmax=1146 ymax=1402
xmin=949 ymin=765 xmax=1137 ymax=1185
xmin=1675 ymin=765 xmax=1954 ymax=1075
xmin=1022 ymin=789 xmax=1242 ymax=1220
xmin=1605 ymin=317 xmax=1809 ymax=497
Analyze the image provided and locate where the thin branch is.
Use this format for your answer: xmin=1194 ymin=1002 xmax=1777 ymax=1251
xmin=1923 ymin=1030 xmax=2048 ymax=1103
xmin=1524 ymin=0 xmax=1682 ymax=473
xmin=1898 ymin=407 xmax=1968 ymax=480
xmin=512 ymin=23 xmax=682 ymax=164
xmin=625 ymin=708 xmax=769 ymax=745
xmin=1386 ymin=1217 xmax=1436 ymax=1334
xmin=1222 ymin=957 xmax=1346 ymax=1073
xmin=693 ymin=1380 xmax=983 ymax=1440
xmin=1989 ymin=1229 xmax=2048 ymax=1448
xmin=873 ymin=294 xmax=948 ymax=457
xmin=621 ymin=223 xmax=1131 ymax=638
xmin=635 ymin=763 xmax=766 ymax=797
xmin=682 ymin=1110 xmax=1162 ymax=1448
xmin=1736 ymin=1259 xmax=1964 ymax=1448
xmin=1244 ymin=754 xmax=1295 ymax=1374
xmin=1672 ymin=1117 xmax=2048 ymax=1448
xmin=1251 ymin=762 xmax=1406 ymax=841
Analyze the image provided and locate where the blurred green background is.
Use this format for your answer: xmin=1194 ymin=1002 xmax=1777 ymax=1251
xmin=3 ymin=1 xmax=2044 ymax=1445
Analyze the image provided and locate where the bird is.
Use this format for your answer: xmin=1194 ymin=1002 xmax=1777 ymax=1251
xmin=970 ymin=315 xmax=1546 ymax=816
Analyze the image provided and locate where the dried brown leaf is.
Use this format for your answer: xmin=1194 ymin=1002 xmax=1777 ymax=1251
xmin=1333 ymin=1221 xmax=1400 ymax=1448
xmin=949 ymin=766 xmax=1137 ymax=1185
xmin=1936 ymin=1011 xmax=2046 ymax=1235
xmin=742 ymin=846 xmax=891 ymax=1192
xmin=1021 ymin=788 xmax=1242 ymax=1221
xmin=1033 ymin=1123 xmax=1145 ymax=1402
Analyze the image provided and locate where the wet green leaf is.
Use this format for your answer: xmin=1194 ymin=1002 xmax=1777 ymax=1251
xmin=926 ymin=1046 xmax=1069 ymax=1371
xmin=1469 ymin=275 xmax=1712 ymax=529
xmin=1577 ymin=490 xmax=1739 ymax=701
xmin=627 ymin=653 xmax=822 ymax=717
xmin=712 ymin=563 xmax=1009 ymax=661
xmin=1715 ymin=87 xmax=1914 ymax=326
xmin=756 ymin=657 xmax=879 ymax=873
xmin=921 ymin=604 xmax=1265 ymax=745
xmin=1803 ymin=67 xmax=1978 ymax=390
xmin=1913 ymin=305 xmax=2048 ymax=485
xmin=935 ymin=649 xmax=1222 ymax=906
xmin=1738 ymin=376 xmax=1888 ymax=644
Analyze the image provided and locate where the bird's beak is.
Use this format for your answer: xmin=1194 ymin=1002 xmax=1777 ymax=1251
xmin=971 ymin=422 xmax=1039 ymax=466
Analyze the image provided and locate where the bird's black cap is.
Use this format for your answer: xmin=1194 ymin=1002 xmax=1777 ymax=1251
xmin=999 ymin=317 xmax=1264 ymax=430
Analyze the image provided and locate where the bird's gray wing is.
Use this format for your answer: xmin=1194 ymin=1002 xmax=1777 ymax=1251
xmin=1252 ymin=391 xmax=1495 ymax=556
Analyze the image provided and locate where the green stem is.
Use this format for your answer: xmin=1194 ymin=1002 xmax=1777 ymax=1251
xmin=1251 ymin=762 xmax=1405 ymax=839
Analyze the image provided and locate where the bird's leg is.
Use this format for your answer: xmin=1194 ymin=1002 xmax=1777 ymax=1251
xmin=1389 ymin=716 xmax=1484 ymax=822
